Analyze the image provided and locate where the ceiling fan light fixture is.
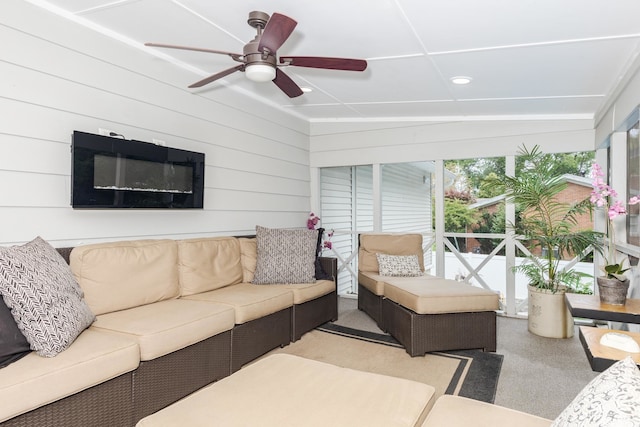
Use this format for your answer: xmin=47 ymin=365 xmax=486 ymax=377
xmin=451 ymin=76 xmax=472 ymax=85
xmin=245 ymin=64 xmax=276 ymax=82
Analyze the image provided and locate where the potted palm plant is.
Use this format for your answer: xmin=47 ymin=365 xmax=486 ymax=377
xmin=503 ymin=146 xmax=604 ymax=338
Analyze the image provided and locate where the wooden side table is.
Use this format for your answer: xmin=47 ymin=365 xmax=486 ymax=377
xmin=565 ymin=294 xmax=640 ymax=371
xmin=578 ymin=326 xmax=640 ymax=371
xmin=565 ymin=293 xmax=640 ymax=324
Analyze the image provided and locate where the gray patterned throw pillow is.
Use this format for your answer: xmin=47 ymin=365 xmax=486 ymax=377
xmin=0 ymin=237 xmax=95 ymax=357
xmin=252 ymin=226 xmax=318 ymax=284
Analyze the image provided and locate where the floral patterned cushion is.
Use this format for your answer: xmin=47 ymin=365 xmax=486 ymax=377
xmin=551 ymin=356 xmax=640 ymax=426
xmin=376 ymin=253 xmax=423 ymax=277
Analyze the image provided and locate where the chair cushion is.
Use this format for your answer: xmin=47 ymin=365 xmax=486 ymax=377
xmin=91 ymin=299 xmax=235 ymax=361
xmin=182 ymin=283 xmax=293 ymax=324
xmin=70 ymin=239 xmax=179 ymax=315
xmin=177 ymin=237 xmax=243 ymax=296
xmin=359 ymin=233 xmax=424 ymax=273
xmin=359 ymin=272 xmax=442 ymax=296
xmin=359 ymin=271 xmax=390 ymax=296
xmin=383 ymin=278 xmax=499 ymax=314
xmin=0 ymin=328 xmax=139 ymax=423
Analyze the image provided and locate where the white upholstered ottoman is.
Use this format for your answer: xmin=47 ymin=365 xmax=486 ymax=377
xmin=136 ymin=353 xmax=435 ymax=427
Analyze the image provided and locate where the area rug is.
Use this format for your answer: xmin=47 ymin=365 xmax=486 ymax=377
xmin=268 ymin=323 xmax=503 ymax=404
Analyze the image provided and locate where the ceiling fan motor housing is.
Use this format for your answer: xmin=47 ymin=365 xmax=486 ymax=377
xmin=243 ymin=39 xmax=276 ymax=68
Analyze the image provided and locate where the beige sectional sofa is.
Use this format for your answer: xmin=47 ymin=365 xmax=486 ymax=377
xmin=0 ymin=235 xmax=337 ymax=427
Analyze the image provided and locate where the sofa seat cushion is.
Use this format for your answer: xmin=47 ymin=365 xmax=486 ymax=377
xmin=137 ymin=353 xmax=435 ymax=427
xmin=421 ymin=395 xmax=552 ymax=427
xmin=0 ymin=328 xmax=139 ymax=423
xmin=277 ymin=279 xmax=335 ymax=304
xmin=70 ymin=239 xmax=180 ymax=315
xmin=181 ymin=283 xmax=293 ymax=324
xmin=383 ymin=278 xmax=499 ymax=314
xmin=91 ymin=299 xmax=235 ymax=361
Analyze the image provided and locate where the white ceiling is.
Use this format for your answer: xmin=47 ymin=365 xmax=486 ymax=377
xmin=29 ymin=0 xmax=640 ymax=122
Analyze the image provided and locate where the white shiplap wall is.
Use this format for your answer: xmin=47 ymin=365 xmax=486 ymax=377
xmin=381 ymin=163 xmax=431 ymax=234
xmin=319 ymin=167 xmax=356 ymax=294
xmin=1 ymin=1 xmax=311 ymax=247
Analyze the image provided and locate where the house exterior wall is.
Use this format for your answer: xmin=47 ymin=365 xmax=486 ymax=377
xmin=466 ymin=181 xmax=594 ymax=257
xmin=1 ymin=1 xmax=310 ymax=247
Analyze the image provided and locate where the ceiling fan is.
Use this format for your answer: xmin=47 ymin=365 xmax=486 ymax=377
xmin=145 ymin=11 xmax=367 ymax=98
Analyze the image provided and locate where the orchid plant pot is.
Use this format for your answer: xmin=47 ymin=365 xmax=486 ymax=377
xmin=596 ymin=276 xmax=629 ymax=305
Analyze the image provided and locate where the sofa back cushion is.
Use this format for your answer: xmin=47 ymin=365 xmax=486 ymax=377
xmin=177 ymin=237 xmax=243 ymax=296
xmin=358 ymin=233 xmax=424 ymax=273
xmin=70 ymin=239 xmax=179 ymax=315
xmin=239 ymin=237 xmax=257 ymax=283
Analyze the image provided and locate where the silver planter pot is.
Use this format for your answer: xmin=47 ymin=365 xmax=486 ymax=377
xmin=596 ymin=276 xmax=629 ymax=305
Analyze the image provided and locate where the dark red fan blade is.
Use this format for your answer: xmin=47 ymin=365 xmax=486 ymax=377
xmin=273 ymin=68 xmax=303 ymax=98
xmin=258 ymin=13 xmax=297 ymax=53
xmin=188 ymin=64 xmax=244 ymax=88
xmin=145 ymin=42 xmax=242 ymax=60
xmin=280 ymin=56 xmax=367 ymax=71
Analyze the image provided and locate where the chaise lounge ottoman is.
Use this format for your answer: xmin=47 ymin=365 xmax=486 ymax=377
xmin=383 ymin=278 xmax=498 ymax=356
xmin=136 ymin=353 xmax=436 ymax=427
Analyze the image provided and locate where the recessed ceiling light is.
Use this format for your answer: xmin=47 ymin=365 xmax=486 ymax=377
xmin=301 ymin=87 xmax=313 ymax=93
xmin=451 ymin=76 xmax=472 ymax=85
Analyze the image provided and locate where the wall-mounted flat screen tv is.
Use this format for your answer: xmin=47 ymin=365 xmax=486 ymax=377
xmin=71 ymin=131 xmax=205 ymax=209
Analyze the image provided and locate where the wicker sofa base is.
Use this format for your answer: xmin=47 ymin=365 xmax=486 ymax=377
xmin=1 ymin=371 xmax=133 ymax=427
xmin=292 ymin=290 xmax=338 ymax=341
xmin=357 ymin=284 xmax=384 ymax=328
xmin=231 ymin=307 xmax=292 ymax=372
xmin=133 ymin=330 xmax=232 ymax=422
xmin=382 ymin=298 xmax=497 ymax=357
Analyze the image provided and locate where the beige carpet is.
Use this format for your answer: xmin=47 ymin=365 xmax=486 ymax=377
xmin=265 ymin=329 xmax=497 ymax=401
